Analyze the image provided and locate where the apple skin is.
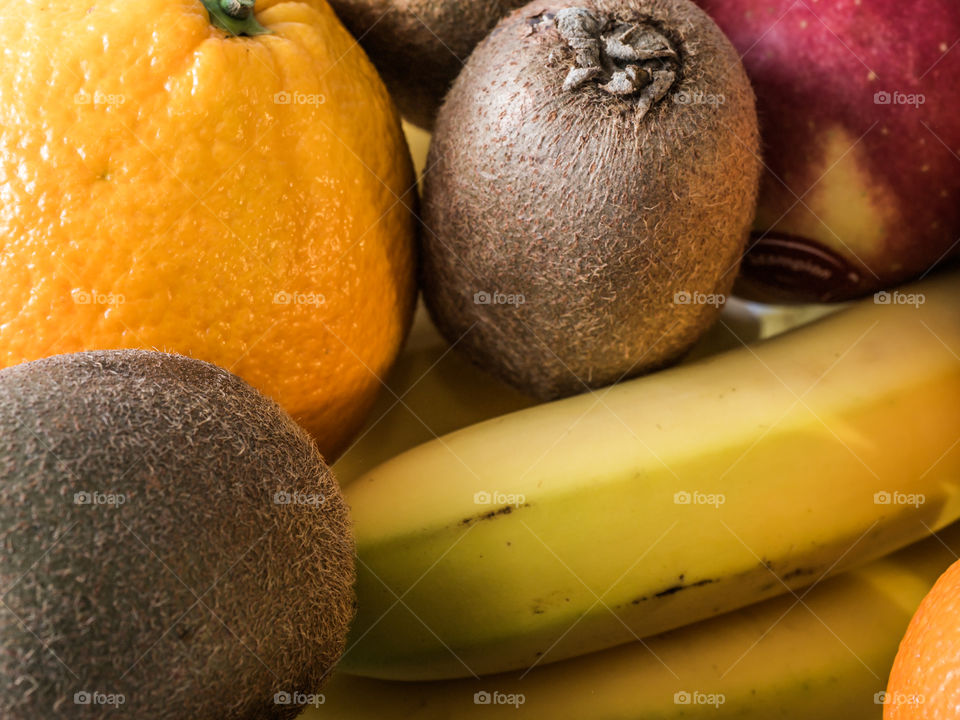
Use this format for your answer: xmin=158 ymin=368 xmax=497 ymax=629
xmin=694 ymin=0 xmax=960 ymax=302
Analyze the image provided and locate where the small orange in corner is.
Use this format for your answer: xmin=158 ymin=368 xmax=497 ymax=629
xmin=0 ymin=0 xmax=417 ymax=460
xmin=884 ymin=557 xmax=960 ymax=719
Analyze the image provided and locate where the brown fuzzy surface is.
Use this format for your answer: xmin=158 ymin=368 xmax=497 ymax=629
xmin=421 ymin=0 xmax=761 ymax=399
xmin=327 ymin=0 xmax=528 ymax=128
xmin=0 ymin=351 xmax=354 ymax=719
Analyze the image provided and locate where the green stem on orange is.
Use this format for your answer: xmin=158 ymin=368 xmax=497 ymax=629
xmin=202 ymin=0 xmax=271 ymax=36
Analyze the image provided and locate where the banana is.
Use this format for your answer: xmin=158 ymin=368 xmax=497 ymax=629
xmin=309 ymin=522 xmax=960 ymax=720
xmin=333 ymin=301 xmax=837 ymax=485
xmin=339 ymin=272 xmax=960 ymax=680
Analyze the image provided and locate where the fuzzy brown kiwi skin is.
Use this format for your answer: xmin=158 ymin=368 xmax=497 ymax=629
xmin=0 ymin=350 xmax=354 ymax=720
xmin=420 ymin=0 xmax=761 ymax=400
xmin=327 ymin=0 xmax=528 ymax=129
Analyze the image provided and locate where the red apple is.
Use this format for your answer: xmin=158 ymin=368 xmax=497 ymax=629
xmin=695 ymin=0 xmax=960 ymax=301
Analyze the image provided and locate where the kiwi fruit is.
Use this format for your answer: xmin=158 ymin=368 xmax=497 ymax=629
xmin=0 ymin=350 xmax=354 ymax=719
xmin=420 ymin=0 xmax=761 ymax=400
xmin=327 ymin=0 xmax=528 ymax=128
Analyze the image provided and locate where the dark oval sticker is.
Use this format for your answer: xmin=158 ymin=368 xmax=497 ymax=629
xmin=737 ymin=232 xmax=864 ymax=303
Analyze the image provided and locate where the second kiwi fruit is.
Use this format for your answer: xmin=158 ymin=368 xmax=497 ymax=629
xmin=420 ymin=0 xmax=762 ymax=400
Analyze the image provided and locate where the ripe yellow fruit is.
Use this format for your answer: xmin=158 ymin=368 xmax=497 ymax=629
xmin=0 ymin=0 xmax=417 ymax=459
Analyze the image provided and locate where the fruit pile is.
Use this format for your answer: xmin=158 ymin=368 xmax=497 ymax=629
xmin=0 ymin=1 xmax=957 ymax=719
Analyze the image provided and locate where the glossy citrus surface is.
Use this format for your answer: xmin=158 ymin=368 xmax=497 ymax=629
xmin=0 ymin=0 xmax=417 ymax=459
xmin=884 ymin=558 xmax=960 ymax=719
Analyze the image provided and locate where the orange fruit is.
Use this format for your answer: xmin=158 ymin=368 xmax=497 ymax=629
xmin=0 ymin=0 xmax=417 ymax=460
xmin=884 ymin=557 xmax=960 ymax=718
